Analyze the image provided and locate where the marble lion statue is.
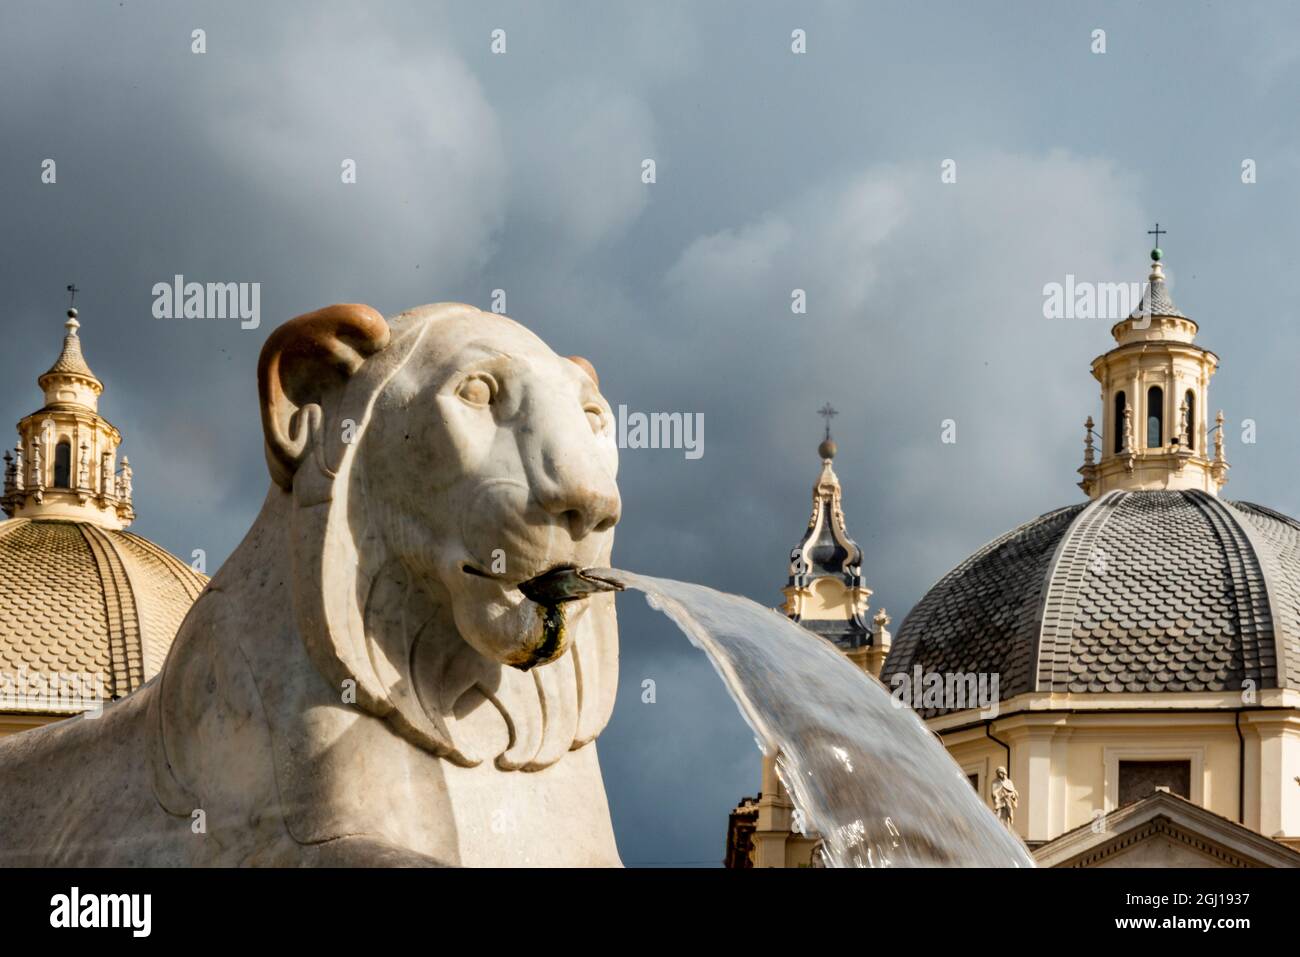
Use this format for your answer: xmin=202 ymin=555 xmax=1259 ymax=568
xmin=0 ymin=303 xmax=625 ymax=866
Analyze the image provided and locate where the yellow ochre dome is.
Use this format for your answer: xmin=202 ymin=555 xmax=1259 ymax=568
xmin=0 ymin=519 xmax=205 ymax=709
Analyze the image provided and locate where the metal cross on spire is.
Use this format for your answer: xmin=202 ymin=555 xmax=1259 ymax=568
xmin=817 ymin=402 xmax=838 ymax=440
xmin=66 ymin=284 xmax=79 ymax=309
xmin=1147 ymin=223 xmax=1166 ymax=249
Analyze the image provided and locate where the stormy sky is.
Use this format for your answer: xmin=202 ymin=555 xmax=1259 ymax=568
xmin=4 ymin=1 xmax=1300 ymax=866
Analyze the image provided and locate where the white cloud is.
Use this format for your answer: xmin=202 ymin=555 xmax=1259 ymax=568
xmin=656 ymin=149 xmax=1147 ymax=611
xmin=510 ymin=80 xmax=658 ymax=251
xmin=666 ymin=216 xmax=791 ymax=308
xmin=666 ymin=173 xmax=906 ymax=317
xmin=203 ymin=17 xmax=507 ymax=286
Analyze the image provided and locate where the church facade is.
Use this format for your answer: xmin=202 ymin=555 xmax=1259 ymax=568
xmin=0 ymin=299 xmax=206 ymax=735
xmin=726 ymin=250 xmax=1300 ymax=868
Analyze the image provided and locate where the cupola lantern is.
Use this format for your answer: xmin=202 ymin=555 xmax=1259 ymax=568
xmin=1 ymin=292 xmax=135 ymax=528
xmin=1078 ymin=244 xmax=1228 ymax=498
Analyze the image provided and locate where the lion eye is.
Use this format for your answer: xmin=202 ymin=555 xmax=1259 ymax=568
xmin=584 ymin=406 xmax=605 ymax=433
xmin=458 ymin=376 xmax=494 ymax=407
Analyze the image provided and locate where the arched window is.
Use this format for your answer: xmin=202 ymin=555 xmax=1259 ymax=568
xmin=1185 ymin=389 xmax=1196 ymax=451
xmin=53 ymin=440 xmax=71 ymax=488
xmin=1113 ymin=391 xmax=1127 ymax=454
xmin=1147 ymin=386 xmax=1164 ymax=449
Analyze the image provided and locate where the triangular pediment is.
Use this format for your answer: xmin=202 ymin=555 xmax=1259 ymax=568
xmin=1033 ymin=791 xmax=1300 ymax=868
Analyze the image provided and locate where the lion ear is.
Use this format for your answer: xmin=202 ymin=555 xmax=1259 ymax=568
xmin=567 ymin=355 xmax=599 ymax=389
xmin=257 ymin=304 xmax=391 ymax=489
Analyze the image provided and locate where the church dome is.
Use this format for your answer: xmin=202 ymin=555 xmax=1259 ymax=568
xmin=884 ymin=490 xmax=1300 ymax=715
xmin=0 ymin=518 xmax=205 ymax=707
xmin=884 ymin=250 xmax=1300 ymax=716
xmin=0 ymin=294 xmax=207 ymax=716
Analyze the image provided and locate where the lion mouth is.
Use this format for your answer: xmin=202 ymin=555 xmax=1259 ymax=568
xmin=452 ymin=564 xmax=622 ymax=672
xmin=460 ymin=563 xmax=624 ymax=605
xmin=517 ymin=566 xmax=624 ymax=604
xmin=509 ymin=602 xmax=569 ymax=671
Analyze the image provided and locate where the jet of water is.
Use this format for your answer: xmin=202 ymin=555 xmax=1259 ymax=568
xmin=597 ymin=569 xmax=1033 ymax=868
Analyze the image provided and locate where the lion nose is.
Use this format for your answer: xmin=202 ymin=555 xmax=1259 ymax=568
xmin=535 ymin=458 xmax=621 ymax=539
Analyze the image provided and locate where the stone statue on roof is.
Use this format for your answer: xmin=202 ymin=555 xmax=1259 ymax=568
xmin=992 ymin=766 xmax=1018 ymax=828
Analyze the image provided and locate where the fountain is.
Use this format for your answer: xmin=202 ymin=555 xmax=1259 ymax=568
xmin=522 ymin=567 xmax=1033 ymax=867
xmin=0 ymin=301 xmax=1030 ymax=867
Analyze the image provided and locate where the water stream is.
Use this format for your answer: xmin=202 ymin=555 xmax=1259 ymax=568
xmin=597 ymin=569 xmax=1033 ymax=868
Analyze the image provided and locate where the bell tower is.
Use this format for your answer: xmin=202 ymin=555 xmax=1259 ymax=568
xmin=780 ymin=406 xmax=887 ymax=674
xmin=730 ymin=408 xmax=889 ymax=868
xmin=1077 ymin=244 xmax=1228 ymax=498
xmin=1 ymin=291 xmax=135 ymax=528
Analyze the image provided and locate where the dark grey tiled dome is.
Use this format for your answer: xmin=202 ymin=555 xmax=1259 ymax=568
xmin=883 ymin=490 xmax=1300 ymax=716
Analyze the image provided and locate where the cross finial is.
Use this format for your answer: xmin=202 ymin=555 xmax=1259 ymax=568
xmin=63 ymin=283 xmax=81 ymax=332
xmin=1147 ymin=223 xmax=1165 ymax=255
xmin=817 ymin=402 xmax=838 ymax=440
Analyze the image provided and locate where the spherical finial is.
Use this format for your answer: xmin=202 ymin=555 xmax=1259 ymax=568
xmin=64 ymin=307 xmax=80 ymax=333
xmin=818 ymin=438 xmax=837 ymax=460
xmin=1150 ymin=247 xmax=1163 ymax=262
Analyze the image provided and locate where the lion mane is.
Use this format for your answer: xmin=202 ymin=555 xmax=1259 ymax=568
xmin=149 ymin=303 xmax=619 ymax=841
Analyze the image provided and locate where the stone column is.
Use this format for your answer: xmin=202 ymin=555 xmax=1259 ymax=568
xmin=1242 ymin=712 xmax=1300 ymax=842
xmin=1002 ymin=714 xmax=1061 ymax=843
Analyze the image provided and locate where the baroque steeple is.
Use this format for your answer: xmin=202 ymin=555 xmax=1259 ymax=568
xmin=2 ymin=295 xmax=135 ymax=528
xmin=781 ymin=411 xmax=887 ymax=676
xmin=1077 ymin=245 xmax=1228 ymax=498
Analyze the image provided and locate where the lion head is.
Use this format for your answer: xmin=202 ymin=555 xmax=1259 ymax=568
xmin=257 ymin=302 xmax=621 ymax=772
